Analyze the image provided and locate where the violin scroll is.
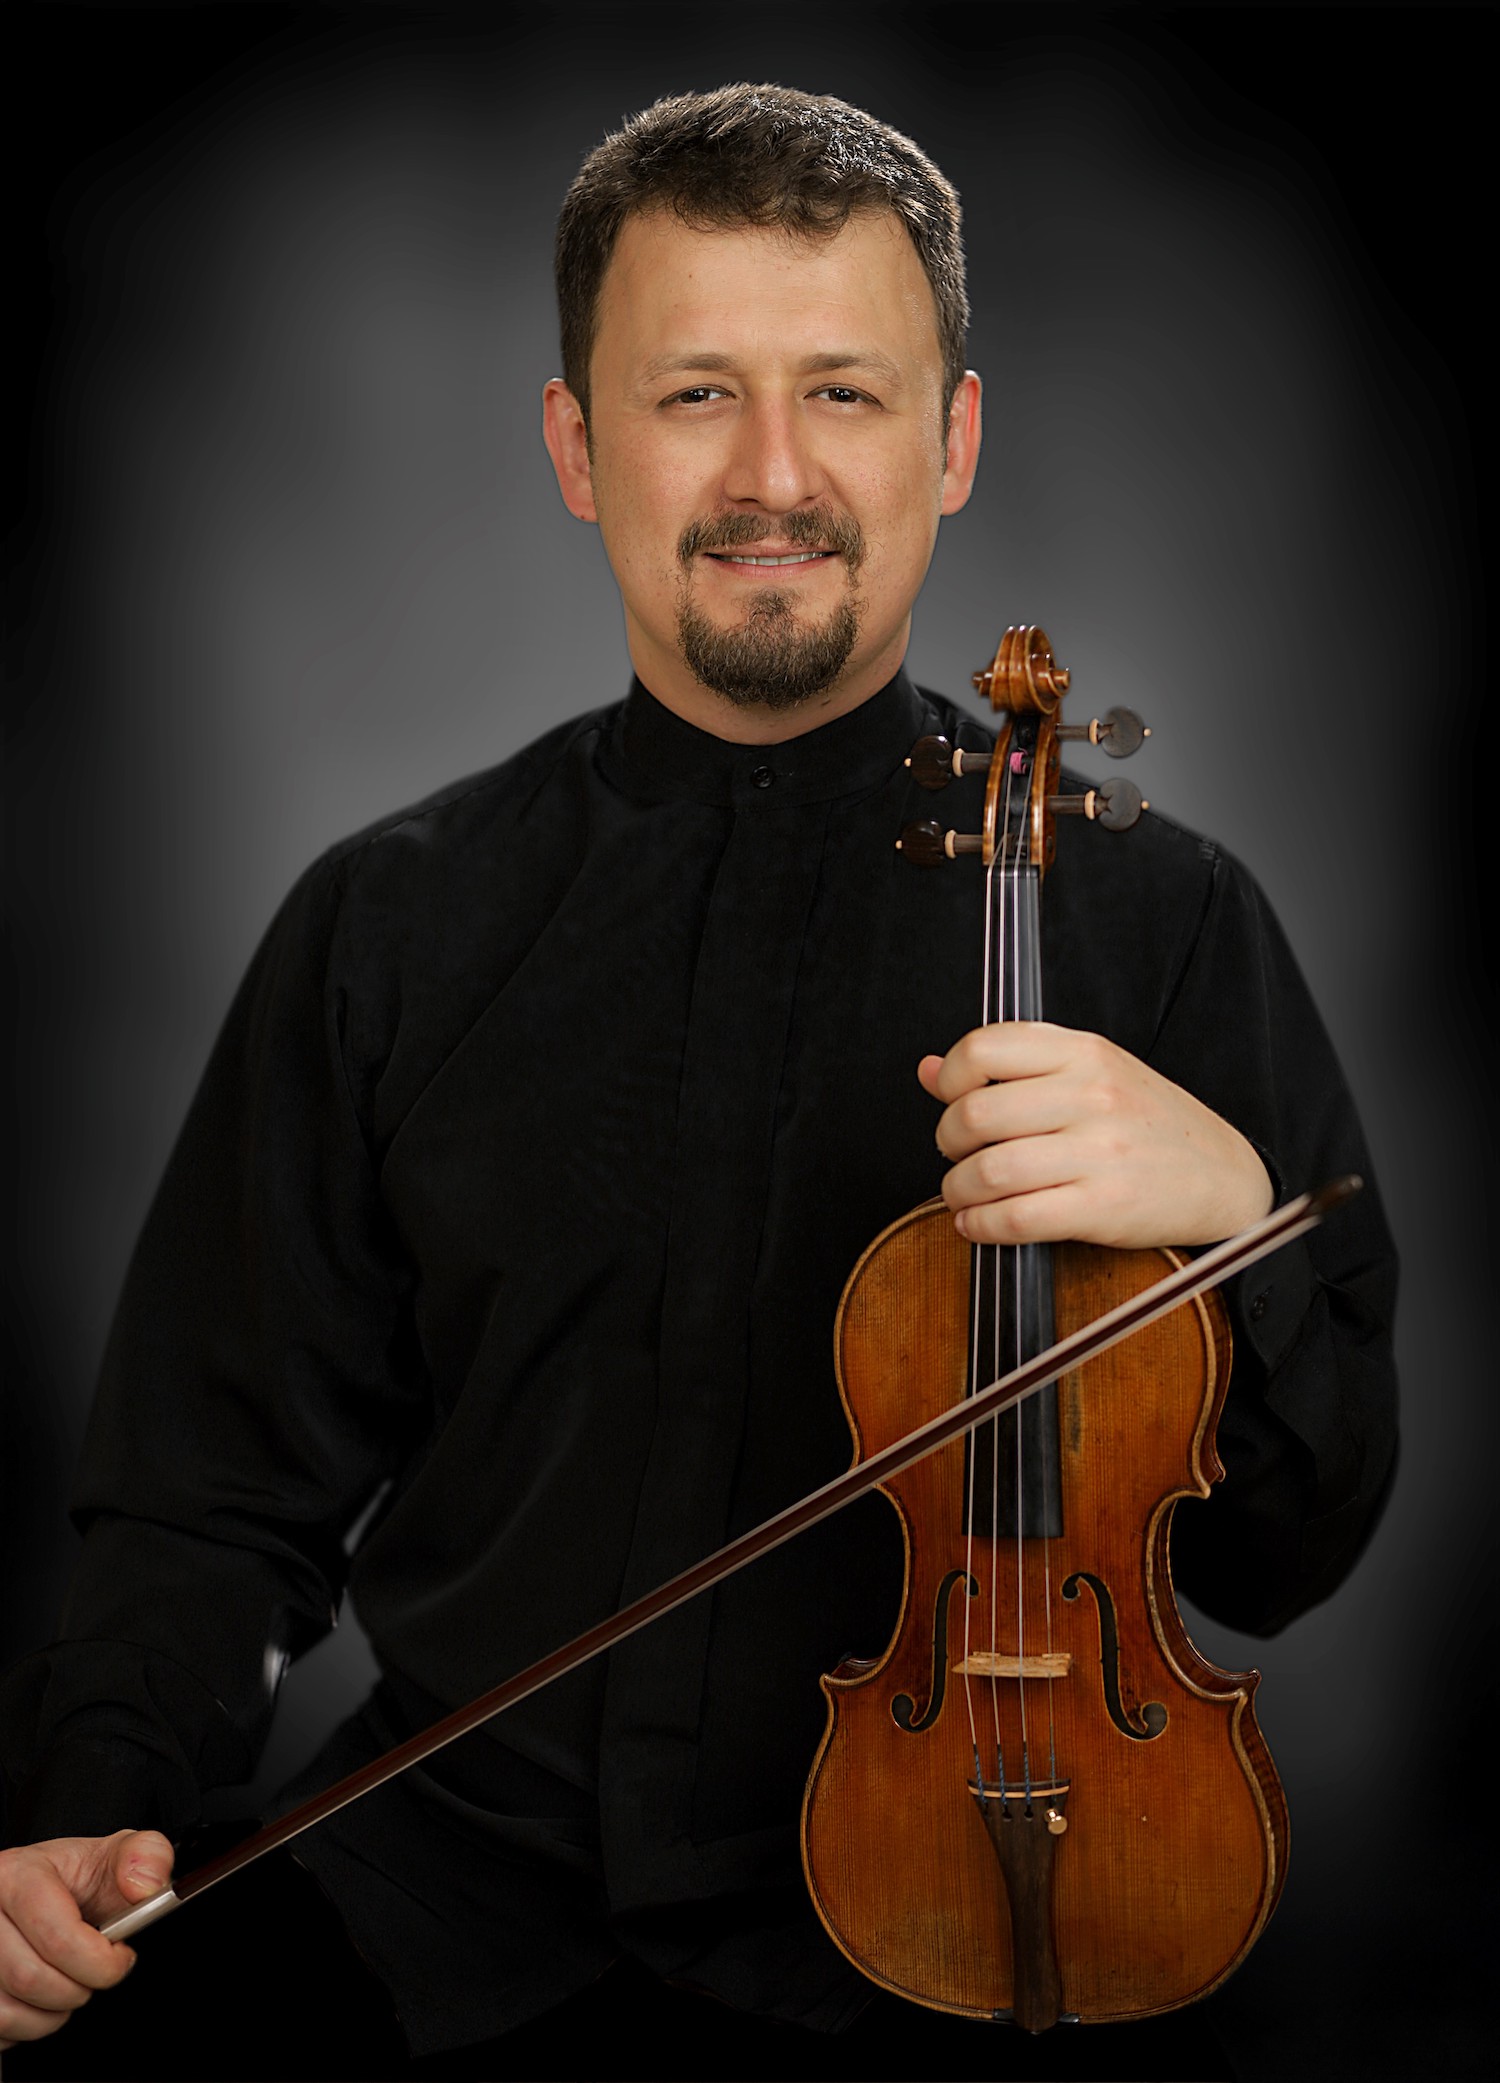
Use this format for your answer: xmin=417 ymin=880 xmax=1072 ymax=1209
xmin=972 ymin=623 xmax=1070 ymax=713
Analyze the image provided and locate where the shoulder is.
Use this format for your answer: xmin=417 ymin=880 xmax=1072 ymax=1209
xmin=266 ymin=701 xmax=622 ymax=953
xmin=319 ymin=703 xmax=620 ymax=889
xmin=246 ymin=701 xmax=623 ymax=1034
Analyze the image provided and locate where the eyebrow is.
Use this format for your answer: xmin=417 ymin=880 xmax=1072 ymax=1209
xmin=636 ymin=348 xmax=907 ymax=389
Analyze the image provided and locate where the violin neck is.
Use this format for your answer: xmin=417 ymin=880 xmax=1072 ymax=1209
xmin=985 ymin=857 xmax=1044 ymax=1028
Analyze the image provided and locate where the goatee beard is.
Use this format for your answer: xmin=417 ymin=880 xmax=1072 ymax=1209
xmin=676 ymin=506 xmax=864 ymax=712
xmin=678 ymin=591 xmax=860 ymax=712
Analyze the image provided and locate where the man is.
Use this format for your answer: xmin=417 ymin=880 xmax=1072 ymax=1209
xmin=0 ymin=85 xmax=1397 ymax=2080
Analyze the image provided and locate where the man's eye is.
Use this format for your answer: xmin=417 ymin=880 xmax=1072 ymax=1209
xmin=813 ymin=386 xmax=871 ymax=406
xmin=667 ymin=386 xmax=728 ymax=406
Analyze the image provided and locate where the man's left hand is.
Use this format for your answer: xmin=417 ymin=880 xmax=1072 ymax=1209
xmin=919 ymin=1022 xmax=1273 ymax=1250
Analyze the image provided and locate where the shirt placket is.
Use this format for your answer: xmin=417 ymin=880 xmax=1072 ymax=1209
xmin=598 ymin=766 xmax=831 ymax=1905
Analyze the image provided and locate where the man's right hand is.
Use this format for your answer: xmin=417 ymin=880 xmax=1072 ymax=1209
xmin=0 ymin=1829 xmax=173 ymax=2049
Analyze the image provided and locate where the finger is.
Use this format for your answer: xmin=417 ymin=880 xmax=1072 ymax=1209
xmin=0 ymin=1915 xmax=104 ymax=2018
xmin=934 ymin=1073 xmax=1095 ymax=1161
xmin=922 ymin=1022 xmax=1078 ymax=1103
xmin=97 ymin=1830 xmax=176 ymax=1921
xmin=0 ymin=1985 xmax=92 ymax=2049
xmin=916 ymin=1053 xmax=945 ymax=1097
xmin=0 ymin=1856 xmax=133 ymax=1990
xmin=940 ymin=1133 xmax=1090 ymax=1217
xmin=952 ymin=1181 xmax=1099 ymax=1248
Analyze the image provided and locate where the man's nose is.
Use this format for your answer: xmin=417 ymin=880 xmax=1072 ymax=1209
xmin=720 ymin=399 xmax=827 ymax=512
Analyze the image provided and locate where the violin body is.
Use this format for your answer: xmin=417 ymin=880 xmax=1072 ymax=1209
xmin=802 ymin=1201 xmax=1287 ymax=2024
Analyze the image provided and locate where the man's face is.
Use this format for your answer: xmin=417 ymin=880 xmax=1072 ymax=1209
xmin=543 ymin=207 xmax=981 ymax=738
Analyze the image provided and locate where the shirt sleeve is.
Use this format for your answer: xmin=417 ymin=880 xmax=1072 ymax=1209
xmin=1145 ymin=845 xmax=1400 ymax=1636
xmin=1 ymin=857 xmax=424 ymax=1843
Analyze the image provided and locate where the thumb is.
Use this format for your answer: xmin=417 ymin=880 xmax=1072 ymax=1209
xmin=112 ymin=1829 xmax=175 ymax=1900
xmin=916 ymin=1053 xmax=945 ymax=1097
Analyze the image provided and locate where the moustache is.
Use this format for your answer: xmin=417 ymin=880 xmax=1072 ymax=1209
xmin=678 ymin=507 xmax=865 ymax=572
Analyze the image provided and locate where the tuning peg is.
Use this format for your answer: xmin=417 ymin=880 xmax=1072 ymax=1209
xmin=896 ymin=819 xmax=984 ymax=866
xmin=1047 ymin=778 xmax=1147 ymax=830
xmin=1094 ymin=778 xmax=1146 ymax=828
xmin=1055 ymin=707 xmax=1150 ymax=759
xmin=906 ymin=736 xmax=954 ymax=790
xmin=905 ymin=736 xmax=992 ymax=790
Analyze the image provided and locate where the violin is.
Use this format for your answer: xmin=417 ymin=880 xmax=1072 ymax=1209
xmin=801 ymin=624 xmax=1288 ymax=2030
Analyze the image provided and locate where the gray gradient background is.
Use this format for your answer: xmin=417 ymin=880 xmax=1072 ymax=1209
xmin=5 ymin=4 xmax=1491 ymax=2076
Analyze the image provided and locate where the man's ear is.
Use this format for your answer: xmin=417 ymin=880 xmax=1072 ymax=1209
xmin=542 ymin=379 xmax=598 ymax=523
xmin=940 ymin=370 xmax=983 ymax=518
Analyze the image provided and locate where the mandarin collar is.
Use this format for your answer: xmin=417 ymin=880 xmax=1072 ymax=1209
xmin=602 ymin=669 xmax=927 ymax=809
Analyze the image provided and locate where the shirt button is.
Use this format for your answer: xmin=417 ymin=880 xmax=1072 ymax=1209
xmin=750 ymin=765 xmax=774 ymax=789
xmin=1249 ymin=1290 xmax=1269 ymax=1321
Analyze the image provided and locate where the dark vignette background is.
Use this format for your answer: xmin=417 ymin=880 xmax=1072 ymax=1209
xmin=3 ymin=3 xmax=1492 ymax=2077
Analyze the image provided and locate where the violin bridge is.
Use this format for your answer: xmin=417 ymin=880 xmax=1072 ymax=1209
xmin=953 ymin=1650 xmax=1072 ymax=1680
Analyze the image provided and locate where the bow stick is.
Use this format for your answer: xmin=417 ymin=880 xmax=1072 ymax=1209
xmin=101 ymin=1177 xmax=1360 ymax=1945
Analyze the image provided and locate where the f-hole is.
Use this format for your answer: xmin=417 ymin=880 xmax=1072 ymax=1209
xmin=1062 ymin=1570 xmax=1168 ymax=1741
xmin=892 ymin=1568 xmax=977 ymax=1731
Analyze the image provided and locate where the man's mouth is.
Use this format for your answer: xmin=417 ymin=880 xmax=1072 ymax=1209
xmin=679 ymin=508 xmax=863 ymax=576
xmin=705 ymin=550 xmax=835 ymax=567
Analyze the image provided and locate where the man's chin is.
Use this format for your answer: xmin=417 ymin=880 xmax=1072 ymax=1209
xmin=678 ymin=599 xmax=859 ymax=713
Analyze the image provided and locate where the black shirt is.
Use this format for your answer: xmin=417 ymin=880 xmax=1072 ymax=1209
xmin=0 ymin=671 xmax=1398 ymax=2053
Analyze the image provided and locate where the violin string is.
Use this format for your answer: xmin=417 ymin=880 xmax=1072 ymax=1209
xmin=1035 ymin=1231 xmax=1059 ymax=1789
xmin=1007 ymin=769 xmax=1031 ymax=1799
xmin=987 ymin=753 xmax=1016 ymax=1784
xmin=1014 ymin=786 xmax=1059 ymax=1790
xmin=960 ymin=824 xmax=996 ymax=1779
xmin=1017 ymin=745 xmax=1057 ymax=1794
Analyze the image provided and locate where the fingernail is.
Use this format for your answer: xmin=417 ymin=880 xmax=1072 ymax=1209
xmin=954 ymin=1211 xmax=969 ymax=1239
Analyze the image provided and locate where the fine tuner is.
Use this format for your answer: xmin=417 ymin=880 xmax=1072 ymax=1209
xmin=896 ymin=624 xmax=1149 ymax=868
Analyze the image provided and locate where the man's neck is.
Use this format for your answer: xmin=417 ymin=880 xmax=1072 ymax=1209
xmin=625 ymin=635 xmax=911 ymax=745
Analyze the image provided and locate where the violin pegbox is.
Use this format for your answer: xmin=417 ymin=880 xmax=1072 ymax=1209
xmin=898 ymin=624 xmax=1151 ymax=869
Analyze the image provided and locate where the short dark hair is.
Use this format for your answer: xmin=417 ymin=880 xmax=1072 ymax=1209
xmin=555 ymin=84 xmax=968 ymax=426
